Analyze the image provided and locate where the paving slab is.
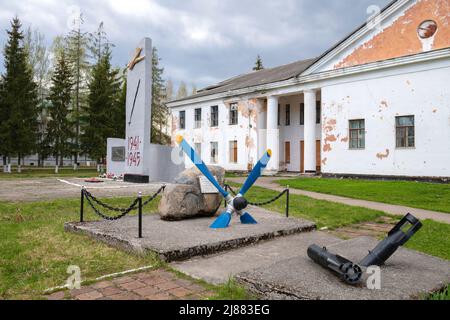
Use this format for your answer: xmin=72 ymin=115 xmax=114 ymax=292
xmin=171 ymin=232 xmax=343 ymax=285
xmin=65 ymin=206 xmax=316 ymax=262
xmin=236 ymin=236 xmax=450 ymax=300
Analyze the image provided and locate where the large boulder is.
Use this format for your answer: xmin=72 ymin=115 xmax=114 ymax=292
xmin=158 ymin=166 xmax=225 ymax=221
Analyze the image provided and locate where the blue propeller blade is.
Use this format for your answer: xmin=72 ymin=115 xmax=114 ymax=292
xmin=240 ymin=212 xmax=258 ymax=225
xmin=239 ymin=150 xmax=272 ymax=196
xmin=177 ymin=136 xmax=229 ymax=198
xmin=210 ymin=212 xmax=232 ymax=229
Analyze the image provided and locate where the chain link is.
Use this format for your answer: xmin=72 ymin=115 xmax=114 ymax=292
xmin=84 ymin=192 xmax=139 ymax=221
xmin=82 ymin=185 xmax=166 ymax=221
xmin=224 ymin=184 xmax=288 ymax=206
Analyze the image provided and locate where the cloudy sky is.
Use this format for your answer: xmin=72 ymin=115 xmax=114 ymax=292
xmin=0 ymin=0 xmax=392 ymax=89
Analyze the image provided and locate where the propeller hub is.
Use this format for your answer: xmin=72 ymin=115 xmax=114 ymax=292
xmin=233 ymin=197 xmax=248 ymax=211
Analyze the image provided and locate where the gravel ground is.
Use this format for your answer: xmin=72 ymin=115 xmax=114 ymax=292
xmin=0 ymin=177 xmax=168 ymax=202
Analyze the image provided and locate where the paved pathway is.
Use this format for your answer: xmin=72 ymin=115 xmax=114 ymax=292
xmin=46 ymin=269 xmax=212 ymax=300
xmin=228 ymin=177 xmax=450 ymax=224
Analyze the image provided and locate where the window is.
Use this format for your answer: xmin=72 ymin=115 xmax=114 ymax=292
xmin=278 ymin=104 xmax=281 ymax=126
xmin=210 ymin=106 xmax=219 ymax=127
xmin=349 ymin=120 xmax=365 ymax=149
xmin=194 ymin=108 xmax=202 ymax=129
xmin=396 ymin=116 xmax=415 ymax=148
xmin=194 ymin=143 xmax=202 ymax=157
xmin=316 ymin=101 xmax=321 ymax=124
xmin=229 ymin=141 xmax=238 ymax=163
xmin=229 ymin=103 xmax=238 ymax=125
xmin=210 ymin=142 xmax=218 ymax=164
xmin=300 ymin=103 xmax=305 ymax=125
xmin=285 ymin=105 xmax=291 ymax=126
xmin=179 ymin=111 xmax=186 ymax=130
xmin=285 ymin=142 xmax=291 ymax=164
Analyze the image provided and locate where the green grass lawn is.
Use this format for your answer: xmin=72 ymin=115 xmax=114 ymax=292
xmin=277 ymin=178 xmax=450 ymax=214
xmin=0 ymin=168 xmax=99 ymax=179
xmin=0 ymin=196 xmax=162 ymax=299
xmin=404 ymin=219 xmax=450 ymax=261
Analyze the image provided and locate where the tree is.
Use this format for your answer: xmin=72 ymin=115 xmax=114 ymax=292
xmin=110 ymin=70 xmax=126 ymax=139
xmin=66 ymin=12 xmax=89 ymax=164
xmin=191 ymin=84 xmax=197 ymax=95
xmin=176 ymin=81 xmax=188 ymax=100
xmin=88 ymin=22 xmax=114 ymax=64
xmin=24 ymin=26 xmax=51 ymax=166
xmin=253 ymin=54 xmax=264 ymax=71
xmin=45 ymin=52 xmax=73 ymax=166
xmin=151 ymin=47 xmax=170 ymax=145
xmin=165 ymin=79 xmax=174 ymax=102
xmin=81 ymin=49 xmax=120 ymax=162
xmin=0 ymin=17 xmax=39 ymax=166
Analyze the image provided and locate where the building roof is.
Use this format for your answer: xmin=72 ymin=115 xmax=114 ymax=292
xmin=169 ymin=0 xmax=399 ymax=105
xmin=169 ymin=58 xmax=318 ymax=104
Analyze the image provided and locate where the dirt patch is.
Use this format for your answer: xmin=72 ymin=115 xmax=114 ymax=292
xmin=327 ymin=216 xmax=398 ymax=240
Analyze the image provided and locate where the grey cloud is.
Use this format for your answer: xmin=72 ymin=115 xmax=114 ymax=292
xmin=0 ymin=0 xmax=392 ymax=88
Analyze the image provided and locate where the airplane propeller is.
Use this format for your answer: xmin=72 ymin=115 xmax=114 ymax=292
xmin=176 ymin=135 xmax=272 ymax=229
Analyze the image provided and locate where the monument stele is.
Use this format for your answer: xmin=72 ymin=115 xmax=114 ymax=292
xmin=124 ymin=38 xmax=152 ymax=183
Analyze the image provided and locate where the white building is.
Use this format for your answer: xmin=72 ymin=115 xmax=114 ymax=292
xmin=168 ymin=0 xmax=450 ymax=179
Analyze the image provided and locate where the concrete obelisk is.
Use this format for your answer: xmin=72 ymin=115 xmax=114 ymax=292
xmin=124 ymin=38 xmax=152 ymax=183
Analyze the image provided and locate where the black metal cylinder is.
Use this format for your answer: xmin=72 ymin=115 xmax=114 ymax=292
xmin=80 ymin=188 xmax=84 ymax=223
xmin=138 ymin=193 xmax=143 ymax=239
xmin=286 ymin=188 xmax=290 ymax=218
xmin=308 ymin=244 xmax=362 ymax=285
xmin=360 ymin=213 xmax=422 ymax=267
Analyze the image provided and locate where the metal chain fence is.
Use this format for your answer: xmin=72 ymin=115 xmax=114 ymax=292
xmin=224 ymin=184 xmax=290 ymax=217
xmin=81 ymin=185 xmax=166 ymax=222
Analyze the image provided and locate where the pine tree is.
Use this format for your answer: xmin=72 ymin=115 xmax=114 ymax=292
xmin=253 ymin=54 xmax=264 ymax=71
xmin=66 ymin=13 xmax=89 ymax=164
xmin=81 ymin=50 xmax=120 ymax=162
xmin=45 ymin=52 xmax=73 ymax=166
xmin=0 ymin=76 xmax=5 ymax=165
xmin=0 ymin=17 xmax=39 ymax=166
xmin=110 ymin=70 xmax=126 ymax=139
xmin=151 ymin=47 xmax=170 ymax=145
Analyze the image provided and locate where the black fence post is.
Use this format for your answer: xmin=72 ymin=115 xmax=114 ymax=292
xmin=224 ymin=185 xmax=228 ymax=208
xmin=80 ymin=186 xmax=85 ymax=223
xmin=286 ymin=186 xmax=290 ymax=218
xmin=138 ymin=192 xmax=143 ymax=239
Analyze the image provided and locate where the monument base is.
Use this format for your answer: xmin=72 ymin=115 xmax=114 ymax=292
xmin=124 ymin=174 xmax=150 ymax=184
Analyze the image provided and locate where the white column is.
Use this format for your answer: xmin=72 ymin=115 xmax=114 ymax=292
xmin=256 ymin=99 xmax=267 ymax=159
xmin=266 ymin=96 xmax=279 ymax=172
xmin=304 ymin=90 xmax=317 ymax=173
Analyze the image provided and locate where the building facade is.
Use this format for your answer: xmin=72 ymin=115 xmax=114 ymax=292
xmin=168 ymin=0 xmax=450 ymax=179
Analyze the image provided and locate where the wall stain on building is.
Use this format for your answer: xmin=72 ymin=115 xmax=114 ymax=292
xmin=323 ymin=118 xmax=338 ymax=153
xmin=376 ymin=149 xmax=390 ymax=160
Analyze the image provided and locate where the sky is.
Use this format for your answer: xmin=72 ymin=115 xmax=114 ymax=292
xmin=0 ymin=0 xmax=392 ymax=90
